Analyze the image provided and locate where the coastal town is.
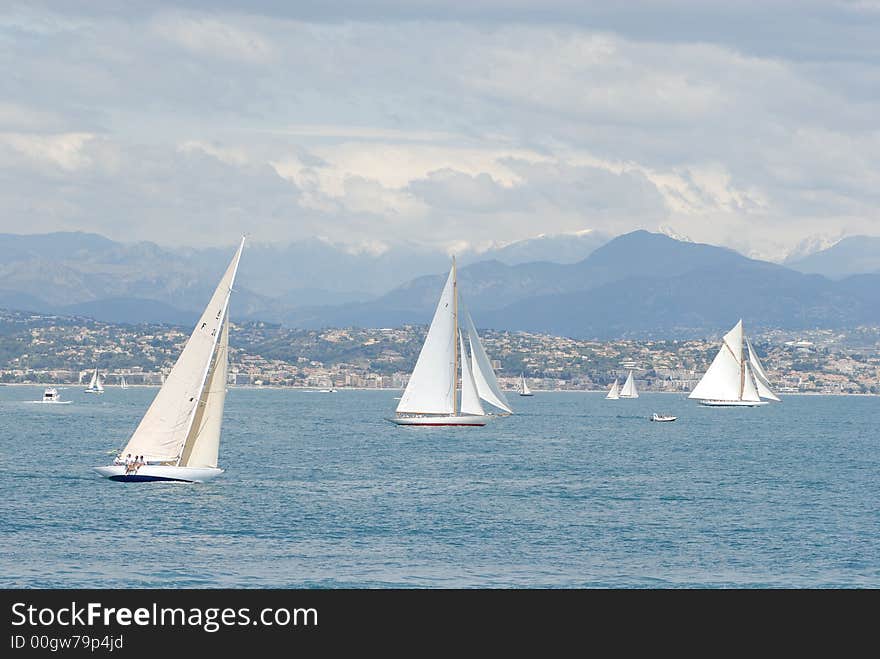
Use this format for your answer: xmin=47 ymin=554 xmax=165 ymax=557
xmin=1 ymin=309 xmax=879 ymax=395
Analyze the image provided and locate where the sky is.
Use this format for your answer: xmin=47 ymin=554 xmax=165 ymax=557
xmin=1 ymin=0 xmax=879 ymax=261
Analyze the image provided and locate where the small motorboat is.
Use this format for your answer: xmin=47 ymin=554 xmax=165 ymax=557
xmin=32 ymin=387 xmax=72 ymax=404
xmin=650 ymin=413 xmax=676 ymax=422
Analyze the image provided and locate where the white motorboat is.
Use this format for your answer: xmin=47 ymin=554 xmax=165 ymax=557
xmin=650 ymin=413 xmax=677 ymax=422
xmin=32 ymin=387 xmax=71 ymax=404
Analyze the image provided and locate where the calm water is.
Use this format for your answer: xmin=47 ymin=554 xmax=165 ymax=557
xmin=0 ymin=385 xmax=877 ymax=588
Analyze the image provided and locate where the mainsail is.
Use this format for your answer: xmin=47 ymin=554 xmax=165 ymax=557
xmin=396 ymin=267 xmax=456 ymax=415
xmin=519 ymin=374 xmax=532 ymax=395
xmin=119 ymin=238 xmax=244 ymax=463
xmin=688 ymin=320 xmax=745 ymax=402
xmin=620 ymin=370 xmax=639 ymax=398
xmin=462 ymin=308 xmax=513 ymax=414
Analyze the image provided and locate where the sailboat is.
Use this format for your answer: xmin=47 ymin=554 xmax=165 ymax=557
xmin=688 ymin=319 xmax=781 ymax=407
xmin=391 ymin=259 xmax=512 ymax=426
xmin=119 ymin=375 xmax=128 ymax=389
xmin=619 ymin=370 xmax=639 ymax=398
xmin=84 ymin=368 xmax=104 ymax=394
xmin=606 ymin=379 xmax=620 ymax=400
xmin=518 ymin=373 xmax=534 ymax=396
xmin=93 ymin=238 xmax=245 ymax=482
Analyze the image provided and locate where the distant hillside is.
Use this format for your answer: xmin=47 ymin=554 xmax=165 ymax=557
xmin=787 ymin=236 xmax=880 ymax=279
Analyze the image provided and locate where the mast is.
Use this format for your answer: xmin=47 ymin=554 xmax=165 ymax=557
xmin=452 ymin=255 xmax=458 ymax=416
xmin=175 ymin=236 xmax=244 ymax=465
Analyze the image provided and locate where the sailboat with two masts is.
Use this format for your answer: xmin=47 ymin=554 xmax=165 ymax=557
xmin=518 ymin=373 xmax=534 ymax=396
xmin=84 ymin=368 xmax=104 ymax=394
xmin=688 ymin=319 xmax=781 ymax=407
xmin=94 ymin=238 xmax=245 ymax=482
xmin=619 ymin=370 xmax=639 ymax=398
xmin=391 ymin=259 xmax=513 ymax=426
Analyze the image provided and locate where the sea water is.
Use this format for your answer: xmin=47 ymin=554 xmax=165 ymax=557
xmin=0 ymin=386 xmax=877 ymax=588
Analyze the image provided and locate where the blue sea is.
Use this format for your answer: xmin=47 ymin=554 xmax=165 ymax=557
xmin=1 ymin=385 xmax=878 ymax=588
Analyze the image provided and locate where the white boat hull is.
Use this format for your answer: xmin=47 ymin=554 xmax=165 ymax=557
xmin=697 ymin=399 xmax=769 ymax=407
xmin=93 ymin=465 xmax=224 ymax=483
xmin=390 ymin=414 xmax=490 ymax=426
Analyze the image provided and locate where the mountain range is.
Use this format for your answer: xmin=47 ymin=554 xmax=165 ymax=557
xmin=786 ymin=236 xmax=880 ymax=279
xmin=286 ymin=230 xmax=880 ymax=337
xmin=0 ymin=230 xmax=609 ymax=326
xmin=2 ymin=229 xmax=879 ymax=337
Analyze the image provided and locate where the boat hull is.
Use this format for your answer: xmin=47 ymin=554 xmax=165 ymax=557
xmin=697 ymin=399 xmax=768 ymax=407
xmin=390 ymin=414 xmax=489 ymax=426
xmin=93 ymin=465 xmax=224 ymax=483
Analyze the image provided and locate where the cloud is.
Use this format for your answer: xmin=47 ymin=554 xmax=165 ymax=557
xmin=150 ymin=12 xmax=276 ymax=62
xmin=0 ymin=4 xmax=877 ymax=260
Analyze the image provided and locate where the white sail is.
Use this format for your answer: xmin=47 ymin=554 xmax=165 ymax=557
xmin=620 ymin=370 xmax=639 ymax=398
xmin=520 ymin=374 xmax=532 ymax=395
xmin=746 ymin=338 xmax=781 ymax=402
xmin=689 ymin=320 xmax=745 ymax=401
xmin=459 ymin=331 xmax=485 ymax=416
xmin=120 ymin=376 xmax=127 ymax=388
xmin=462 ymin=308 xmax=513 ymax=414
xmin=88 ymin=369 xmax=97 ymax=388
xmin=396 ymin=266 xmax=456 ymax=415
xmin=606 ymin=379 xmax=620 ymax=399
xmin=180 ymin=314 xmax=229 ymax=468
xmin=741 ymin=361 xmax=761 ymax=402
xmin=119 ymin=238 xmax=244 ymax=463
xmin=95 ymin=373 xmax=104 ymax=392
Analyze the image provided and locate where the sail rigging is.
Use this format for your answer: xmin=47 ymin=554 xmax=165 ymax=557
xmin=392 ymin=260 xmax=510 ymax=424
xmin=619 ymin=370 xmax=639 ymax=398
xmin=118 ymin=238 xmax=244 ymax=463
xmin=606 ymin=379 xmax=620 ymax=399
xmin=689 ymin=320 xmax=780 ymax=405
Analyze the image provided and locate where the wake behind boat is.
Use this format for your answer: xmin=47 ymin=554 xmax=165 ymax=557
xmin=93 ymin=238 xmax=245 ymax=483
xmin=390 ymin=258 xmax=512 ymax=427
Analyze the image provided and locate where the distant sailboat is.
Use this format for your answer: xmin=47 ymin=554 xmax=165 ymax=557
xmin=518 ymin=373 xmax=534 ymax=396
xmin=94 ymin=238 xmax=245 ymax=482
xmin=619 ymin=370 xmax=639 ymax=398
xmin=119 ymin=375 xmax=128 ymax=389
xmin=84 ymin=368 xmax=104 ymax=394
xmin=689 ymin=319 xmax=780 ymax=407
xmin=606 ymin=379 xmax=620 ymax=400
xmin=390 ymin=258 xmax=512 ymax=426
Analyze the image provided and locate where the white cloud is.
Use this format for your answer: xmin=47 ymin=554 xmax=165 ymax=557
xmin=150 ymin=12 xmax=276 ymax=62
xmin=0 ymin=132 xmax=95 ymax=171
xmin=0 ymin=5 xmax=878 ymax=260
